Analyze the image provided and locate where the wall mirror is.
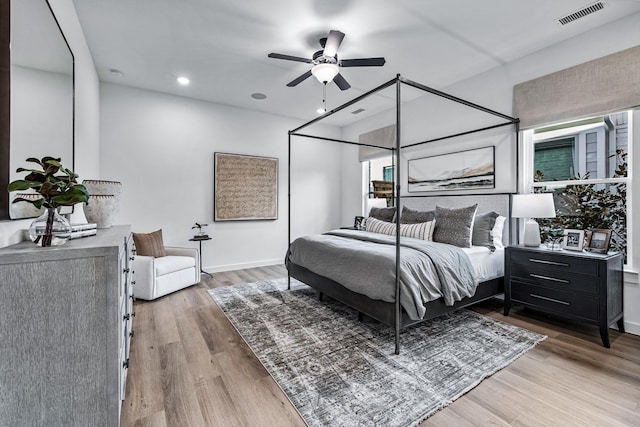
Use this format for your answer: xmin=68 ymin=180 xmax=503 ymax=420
xmin=0 ymin=0 xmax=74 ymax=220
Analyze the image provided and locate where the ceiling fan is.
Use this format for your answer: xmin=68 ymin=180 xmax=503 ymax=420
xmin=268 ymin=30 xmax=385 ymax=91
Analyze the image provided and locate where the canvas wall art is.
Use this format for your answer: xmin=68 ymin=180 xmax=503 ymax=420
xmin=408 ymin=146 xmax=495 ymax=192
xmin=214 ymin=152 xmax=278 ymax=221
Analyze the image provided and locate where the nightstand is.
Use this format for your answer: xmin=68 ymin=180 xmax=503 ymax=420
xmin=504 ymin=245 xmax=624 ymax=348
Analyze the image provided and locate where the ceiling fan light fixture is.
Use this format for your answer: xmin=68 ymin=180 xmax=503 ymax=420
xmin=311 ymin=63 xmax=339 ymax=83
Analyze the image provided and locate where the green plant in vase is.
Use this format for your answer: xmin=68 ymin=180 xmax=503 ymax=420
xmin=7 ymin=156 xmax=90 ymax=247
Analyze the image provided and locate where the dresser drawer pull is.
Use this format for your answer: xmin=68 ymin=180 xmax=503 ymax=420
xmin=530 ymin=274 xmax=570 ymax=284
xmin=529 ymin=258 xmax=569 ymax=267
xmin=530 ymin=293 xmax=570 ymax=306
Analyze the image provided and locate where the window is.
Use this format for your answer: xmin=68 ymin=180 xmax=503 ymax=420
xmin=524 ymin=112 xmax=631 ymax=263
xmin=363 ymin=156 xmax=394 ymax=208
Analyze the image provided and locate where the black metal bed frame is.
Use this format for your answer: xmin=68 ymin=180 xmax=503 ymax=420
xmin=287 ymin=74 xmax=519 ymax=354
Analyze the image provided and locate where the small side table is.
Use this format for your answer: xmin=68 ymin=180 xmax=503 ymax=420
xmin=189 ymin=236 xmax=212 ymax=278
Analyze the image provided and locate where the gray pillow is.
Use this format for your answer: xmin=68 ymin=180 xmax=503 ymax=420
xmin=472 ymin=211 xmax=499 ymax=247
xmin=400 ymin=206 xmax=435 ymax=224
xmin=369 ymin=206 xmax=396 ymax=223
xmin=433 ymin=204 xmax=478 ymax=248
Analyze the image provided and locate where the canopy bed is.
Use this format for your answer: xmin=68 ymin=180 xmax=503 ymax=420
xmin=287 ymin=75 xmax=519 ymax=354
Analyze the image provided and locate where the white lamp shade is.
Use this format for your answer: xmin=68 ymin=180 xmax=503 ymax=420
xmin=511 ymin=193 xmax=556 ymax=219
xmin=311 ymin=63 xmax=339 ymax=83
xmin=512 ymin=193 xmax=555 ymax=247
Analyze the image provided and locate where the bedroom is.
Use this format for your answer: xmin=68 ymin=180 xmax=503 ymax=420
xmin=1 ymin=0 xmax=639 ymax=425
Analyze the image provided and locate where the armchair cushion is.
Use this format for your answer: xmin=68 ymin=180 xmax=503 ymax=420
xmin=155 ymin=256 xmax=196 ymax=276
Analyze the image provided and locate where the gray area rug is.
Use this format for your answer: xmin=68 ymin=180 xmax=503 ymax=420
xmin=208 ymin=278 xmax=546 ymax=427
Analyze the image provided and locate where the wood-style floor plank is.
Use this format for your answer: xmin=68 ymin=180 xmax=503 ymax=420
xmin=121 ymin=265 xmax=640 ymax=426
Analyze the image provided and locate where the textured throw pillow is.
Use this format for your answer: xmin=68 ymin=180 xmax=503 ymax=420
xmin=492 ymin=216 xmax=507 ymax=248
xmin=400 ymin=206 xmax=435 ymax=224
xmin=369 ymin=206 xmax=396 ymax=223
xmin=132 ymin=229 xmax=167 ymax=257
xmin=433 ymin=204 xmax=478 ymax=248
xmin=472 ymin=211 xmax=499 ymax=247
xmin=366 ymin=216 xmax=434 ymax=241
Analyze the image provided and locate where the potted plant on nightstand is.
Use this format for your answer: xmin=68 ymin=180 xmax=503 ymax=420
xmin=7 ymin=156 xmax=90 ymax=247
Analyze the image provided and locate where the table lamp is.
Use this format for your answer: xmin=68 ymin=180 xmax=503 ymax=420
xmin=511 ymin=193 xmax=556 ymax=247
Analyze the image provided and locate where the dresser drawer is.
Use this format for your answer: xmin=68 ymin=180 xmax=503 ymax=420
xmin=509 ymin=250 xmax=598 ymax=276
xmin=510 ymin=263 xmax=599 ymax=294
xmin=511 ymin=281 xmax=598 ymax=322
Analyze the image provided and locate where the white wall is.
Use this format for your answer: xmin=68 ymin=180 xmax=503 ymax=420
xmin=100 ymin=83 xmax=342 ymax=272
xmin=48 ymin=0 xmax=101 ymax=186
xmin=340 ymin=13 xmax=640 ymax=334
xmin=9 ymin=66 xmax=73 ymax=184
xmin=0 ymin=0 xmax=99 ymax=246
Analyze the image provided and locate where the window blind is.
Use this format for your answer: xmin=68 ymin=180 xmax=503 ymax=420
xmin=513 ymin=45 xmax=640 ymax=129
xmin=358 ymin=124 xmax=396 ymax=162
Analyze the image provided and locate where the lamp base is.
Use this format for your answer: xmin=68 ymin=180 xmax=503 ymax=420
xmin=523 ymin=219 xmax=542 ymax=247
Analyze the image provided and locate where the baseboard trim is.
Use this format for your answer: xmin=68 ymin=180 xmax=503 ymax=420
xmin=203 ymin=259 xmax=283 ymax=274
xmin=623 ymin=320 xmax=640 ymax=336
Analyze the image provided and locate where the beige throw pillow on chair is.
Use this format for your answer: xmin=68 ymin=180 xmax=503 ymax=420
xmin=132 ymin=229 xmax=167 ymax=257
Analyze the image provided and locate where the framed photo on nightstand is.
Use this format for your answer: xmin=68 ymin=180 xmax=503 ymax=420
xmin=585 ymin=229 xmax=612 ymax=254
xmin=562 ymin=229 xmax=584 ymax=251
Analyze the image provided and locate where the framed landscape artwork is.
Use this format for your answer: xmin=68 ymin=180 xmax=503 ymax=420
xmin=408 ymin=146 xmax=495 ymax=192
xmin=214 ymin=152 xmax=278 ymax=221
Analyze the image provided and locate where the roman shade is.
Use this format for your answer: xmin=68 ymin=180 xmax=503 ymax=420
xmin=513 ymin=45 xmax=640 ymax=129
xmin=358 ymin=124 xmax=397 ymax=162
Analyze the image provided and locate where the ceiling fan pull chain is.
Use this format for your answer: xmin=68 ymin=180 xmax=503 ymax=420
xmin=323 ymin=82 xmax=327 ymax=113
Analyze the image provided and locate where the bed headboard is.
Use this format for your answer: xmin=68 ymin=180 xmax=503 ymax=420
xmin=400 ymin=194 xmax=512 ymax=246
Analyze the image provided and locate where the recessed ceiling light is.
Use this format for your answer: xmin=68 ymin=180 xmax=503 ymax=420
xmin=177 ymin=76 xmax=190 ymax=85
xmin=109 ymin=68 xmax=124 ymax=76
xmin=251 ymin=93 xmax=267 ymax=100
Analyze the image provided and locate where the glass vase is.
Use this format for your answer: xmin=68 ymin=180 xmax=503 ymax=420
xmin=29 ymin=207 xmax=72 ymax=247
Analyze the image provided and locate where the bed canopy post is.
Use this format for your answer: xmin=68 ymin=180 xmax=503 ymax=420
xmin=394 ymin=75 xmax=402 ymax=355
xmin=288 ymin=130 xmax=292 ymax=290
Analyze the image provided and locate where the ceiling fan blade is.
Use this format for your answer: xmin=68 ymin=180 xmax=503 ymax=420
xmin=268 ymin=53 xmax=312 ymax=63
xmin=287 ymin=70 xmax=313 ymax=87
xmin=340 ymin=57 xmax=386 ymax=67
xmin=323 ymin=30 xmax=345 ymax=57
xmin=333 ymin=73 xmax=351 ymax=91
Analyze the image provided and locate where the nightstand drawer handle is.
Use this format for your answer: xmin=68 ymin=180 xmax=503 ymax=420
xmin=530 ymin=274 xmax=570 ymax=284
xmin=529 ymin=258 xmax=569 ymax=267
xmin=530 ymin=293 xmax=570 ymax=306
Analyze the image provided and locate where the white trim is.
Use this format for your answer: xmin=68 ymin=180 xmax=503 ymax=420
xmin=624 ymin=270 xmax=639 ymax=285
xmin=531 ymin=177 xmax=628 ymax=187
xmin=623 ymin=320 xmax=640 ymax=336
xmin=533 ymin=122 xmax=604 ymax=141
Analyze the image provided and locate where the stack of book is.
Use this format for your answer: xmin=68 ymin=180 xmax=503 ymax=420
xmin=69 ymin=223 xmax=97 ymax=239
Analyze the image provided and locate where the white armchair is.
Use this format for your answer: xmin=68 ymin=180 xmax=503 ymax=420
xmin=132 ymin=246 xmax=201 ymax=300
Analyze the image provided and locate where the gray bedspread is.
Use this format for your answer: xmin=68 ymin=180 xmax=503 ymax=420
xmin=287 ymin=229 xmax=478 ymax=320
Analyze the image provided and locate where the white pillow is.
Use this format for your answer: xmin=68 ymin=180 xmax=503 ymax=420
xmin=366 ymin=216 xmax=435 ymax=241
xmin=491 ymin=216 xmax=507 ymax=248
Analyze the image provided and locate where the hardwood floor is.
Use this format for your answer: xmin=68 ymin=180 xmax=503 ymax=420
xmin=121 ymin=265 xmax=640 ymax=426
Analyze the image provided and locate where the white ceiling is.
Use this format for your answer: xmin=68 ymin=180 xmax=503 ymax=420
xmin=72 ymin=0 xmax=640 ymax=126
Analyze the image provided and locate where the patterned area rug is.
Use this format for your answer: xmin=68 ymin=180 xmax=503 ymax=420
xmin=208 ymin=278 xmax=545 ymax=427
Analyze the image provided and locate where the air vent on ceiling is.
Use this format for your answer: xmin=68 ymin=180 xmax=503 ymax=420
xmin=352 ymin=108 xmax=365 ymax=114
xmin=557 ymin=1 xmax=606 ymax=25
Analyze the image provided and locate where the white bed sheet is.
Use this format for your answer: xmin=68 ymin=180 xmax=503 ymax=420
xmin=462 ymin=246 xmax=504 ymax=282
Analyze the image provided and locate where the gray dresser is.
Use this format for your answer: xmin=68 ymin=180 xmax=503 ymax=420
xmin=0 ymin=225 xmax=134 ymax=426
